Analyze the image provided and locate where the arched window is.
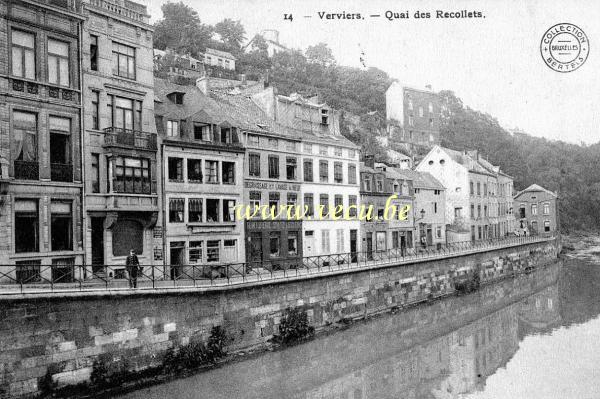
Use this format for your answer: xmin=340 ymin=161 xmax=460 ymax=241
xmin=112 ymin=219 xmax=144 ymax=256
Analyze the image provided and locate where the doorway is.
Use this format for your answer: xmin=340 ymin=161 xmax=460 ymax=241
xmin=366 ymin=232 xmax=373 ymax=260
xmin=350 ymin=229 xmax=357 ymax=263
xmin=169 ymin=241 xmax=185 ymax=280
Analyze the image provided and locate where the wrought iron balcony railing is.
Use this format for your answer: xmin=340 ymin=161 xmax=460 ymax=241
xmin=50 ymin=163 xmax=73 ymax=182
xmin=14 ymin=160 xmax=39 ymax=180
xmin=103 ymin=127 xmax=157 ymax=151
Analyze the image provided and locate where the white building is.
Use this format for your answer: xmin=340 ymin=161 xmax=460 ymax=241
xmin=203 ymin=47 xmax=236 ymax=71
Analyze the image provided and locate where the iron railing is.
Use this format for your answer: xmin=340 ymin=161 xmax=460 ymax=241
xmin=104 ymin=127 xmax=157 ymax=151
xmin=50 ymin=163 xmax=73 ymax=182
xmin=0 ymin=235 xmax=556 ymax=295
xmin=14 ymin=160 xmax=39 ymax=180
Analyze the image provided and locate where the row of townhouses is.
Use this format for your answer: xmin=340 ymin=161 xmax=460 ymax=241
xmin=0 ymin=0 xmax=558 ymax=282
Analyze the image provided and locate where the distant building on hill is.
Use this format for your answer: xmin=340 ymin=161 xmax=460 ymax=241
xmin=385 ymin=83 xmax=441 ymax=149
xmin=245 ymin=29 xmax=289 ymax=57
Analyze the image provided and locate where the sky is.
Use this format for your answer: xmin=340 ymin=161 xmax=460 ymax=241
xmin=144 ymin=0 xmax=600 ymax=145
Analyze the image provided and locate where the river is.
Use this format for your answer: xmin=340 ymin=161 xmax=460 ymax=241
xmin=120 ymin=252 xmax=600 ymax=399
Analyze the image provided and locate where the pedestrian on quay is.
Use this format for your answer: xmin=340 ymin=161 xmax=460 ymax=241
xmin=126 ymin=249 xmax=140 ymax=289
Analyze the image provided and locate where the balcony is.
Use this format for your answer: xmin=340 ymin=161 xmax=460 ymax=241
xmin=36 ymin=0 xmax=83 ymax=13
xmin=14 ymin=161 xmax=39 ymax=181
xmin=88 ymin=0 xmax=150 ymax=23
xmin=104 ymin=127 xmax=157 ymax=151
xmin=51 ymin=163 xmax=73 ymax=182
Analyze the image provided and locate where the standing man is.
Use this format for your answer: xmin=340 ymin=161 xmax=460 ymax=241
xmin=126 ymin=249 xmax=140 ymax=288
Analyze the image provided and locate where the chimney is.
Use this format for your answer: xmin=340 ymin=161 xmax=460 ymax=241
xmin=364 ymin=154 xmax=375 ymax=168
xmin=196 ymin=77 xmax=209 ymax=95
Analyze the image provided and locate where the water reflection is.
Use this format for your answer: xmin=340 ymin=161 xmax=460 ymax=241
xmin=122 ymin=259 xmax=600 ymax=399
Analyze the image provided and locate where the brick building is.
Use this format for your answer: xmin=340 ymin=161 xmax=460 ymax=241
xmin=81 ymin=0 xmax=160 ymax=273
xmin=513 ymin=184 xmax=558 ymax=236
xmin=385 ymin=82 xmax=441 ymax=148
xmin=0 ymin=0 xmax=85 ymax=281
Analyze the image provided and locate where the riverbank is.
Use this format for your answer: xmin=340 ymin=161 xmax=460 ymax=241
xmin=561 ymin=232 xmax=600 ymax=263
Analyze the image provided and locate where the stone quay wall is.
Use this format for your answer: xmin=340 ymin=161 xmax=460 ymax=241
xmin=0 ymin=239 xmax=559 ymax=397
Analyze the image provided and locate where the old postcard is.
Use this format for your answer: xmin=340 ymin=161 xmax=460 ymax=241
xmin=0 ymin=0 xmax=597 ymax=398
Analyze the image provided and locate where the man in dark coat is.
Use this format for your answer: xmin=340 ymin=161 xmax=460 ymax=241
xmin=126 ymin=249 xmax=140 ymax=288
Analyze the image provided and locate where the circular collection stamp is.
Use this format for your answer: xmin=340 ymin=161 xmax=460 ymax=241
xmin=540 ymin=23 xmax=589 ymax=73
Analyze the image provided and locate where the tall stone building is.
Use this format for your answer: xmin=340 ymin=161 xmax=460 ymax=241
xmin=80 ymin=0 xmax=160 ymax=272
xmin=385 ymin=82 xmax=441 ymax=148
xmin=0 ymin=0 xmax=85 ymax=281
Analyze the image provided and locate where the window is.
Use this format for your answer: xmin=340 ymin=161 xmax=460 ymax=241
xmin=484 ymin=205 xmax=488 ymax=217
xmin=286 ymin=157 xmax=297 ymax=180
xmin=408 ymin=115 xmax=414 ymax=126
xmin=477 ymin=182 xmax=481 ymax=196
xmin=206 ymin=199 xmax=219 ymax=222
xmin=91 ymin=153 xmax=100 ymax=193
xmin=348 ymin=149 xmax=356 ymax=159
xmin=223 ymin=200 xmax=236 ymax=222
xmin=303 ymin=159 xmax=313 ymax=182
xmin=321 ymin=109 xmax=329 ymax=125
xmin=477 ymin=205 xmax=481 ymax=218
xmin=249 ymin=153 xmax=261 ymax=177
xmin=223 ymin=239 xmax=237 ymax=262
xmin=222 ymin=162 xmax=235 ymax=184
xmin=48 ymin=39 xmax=70 ymax=86
xmin=15 ymin=260 xmax=41 ymax=284
xmin=169 ymin=198 xmax=184 ymax=223
xmin=268 ymin=138 xmax=278 ymax=149
xmin=304 ymin=194 xmax=314 ymax=217
xmin=286 ymin=141 xmax=297 ymax=152
xmin=303 ymin=143 xmax=313 ymax=154
xmin=207 ymin=240 xmax=220 ymax=262
xmin=167 ymin=120 xmax=179 ymax=137
xmin=428 ymin=102 xmax=433 ymax=113
xmin=419 ymin=106 xmax=424 ymax=117
xmin=270 ymin=232 xmax=280 ymax=257
xmin=408 ymin=98 xmax=413 ymax=110
xmin=11 ymin=30 xmax=35 ymax=79
xmin=109 ymin=96 xmax=141 ymax=130
xmin=112 ymin=42 xmax=136 ymax=79
xmin=320 ymin=194 xmax=329 ymax=217
xmin=543 ymin=203 xmax=550 ymax=215
xmin=363 ymin=176 xmax=372 ymax=192
xmin=189 ymin=241 xmax=202 ymax=263
xmin=288 ymin=232 xmax=298 ymax=256
xmin=187 ymin=159 xmax=202 ymax=182
xmin=51 ymin=201 xmax=72 ymax=251
xmin=484 ymin=184 xmax=488 ymax=196
xmin=15 ymin=199 xmax=39 ymax=253
xmin=377 ymin=208 xmax=384 ymax=220
xmin=434 ymin=202 xmax=438 ymax=213
xmin=188 ymin=198 xmax=203 ymax=222
xmin=13 ymin=111 xmax=38 ymax=167
xmin=194 ymin=124 xmax=211 ymax=141
xmin=249 ymin=191 xmax=261 ymax=210
xmin=287 ymin=192 xmax=297 ymax=207
xmin=248 ymin=135 xmax=259 ymax=146
xmin=91 ymin=90 xmax=100 ymax=130
xmin=319 ymin=160 xmax=328 ymax=182
xmin=470 ymin=182 xmax=474 ymax=195
xmin=49 ymin=117 xmax=72 ymax=181
xmin=348 ymin=164 xmax=357 ymax=184
xmin=414 ymin=188 xmax=420 ymax=194
xmin=336 ymin=229 xmax=344 ymax=253
xmin=334 ymin=195 xmax=343 ymax=217
xmin=375 ymin=177 xmax=383 ymax=192
xmin=434 ymin=190 xmax=441 ymax=195
xmin=268 ymin=155 xmax=279 ymax=179
xmin=334 ymin=162 xmax=343 ymax=183
xmin=90 ymin=35 xmax=98 ymax=71
xmin=532 ymin=204 xmax=538 ymax=215
xmin=392 ymin=231 xmax=399 ymax=248
xmin=321 ymin=230 xmax=330 ymax=254
xmin=168 ymin=157 xmax=183 ymax=181
xmin=470 ymin=204 xmax=475 ymax=218
xmin=113 ymin=157 xmax=151 ymax=194
xmin=349 ymin=195 xmax=357 ymax=217
xmin=319 ymin=145 xmax=328 ymax=155
xmin=205 ymin=160 xmax=218 ymax=183
xmin=544 ymin=221 xmax=550 ymax=232
xmin=334 ymin=147 xmax=342 ymax=157
xmin=269 ymin=192 xmax=280 ymax=210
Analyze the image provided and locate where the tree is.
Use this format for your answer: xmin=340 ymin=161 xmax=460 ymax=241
xmin=214 ymin=18 xmax=246 ymax=53
xmin=153 ymin=2 xmax=213 ymax=57
xmin=305 ymin=43 xmax=335 ymax=67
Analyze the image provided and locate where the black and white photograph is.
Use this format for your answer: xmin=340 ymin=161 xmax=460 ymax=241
xmin=0 ymin=0 xmax=598 ymax=397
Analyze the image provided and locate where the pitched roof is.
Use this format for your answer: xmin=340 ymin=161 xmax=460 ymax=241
xmin=514 ymin=184 xmax=558 ymax=199
xmin=388 ymin=168 xmax=445 ymax=190
xmin=205 ymin=47 xmax=237 ymax=60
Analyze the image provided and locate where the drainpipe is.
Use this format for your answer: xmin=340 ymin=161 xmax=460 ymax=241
xmin=160 ymin=141 xmax=167 ymax=270
xmin=78 ymin=15 xmax=87 ymax=274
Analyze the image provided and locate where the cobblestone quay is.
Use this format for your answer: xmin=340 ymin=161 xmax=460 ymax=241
xmin=0 ymin=239 xmax=559 ymax=397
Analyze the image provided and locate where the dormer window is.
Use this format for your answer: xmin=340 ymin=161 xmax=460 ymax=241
xmin=167 ymin=120 xmax=179 ymax=137
xmin=194 ymin=123 xmax=211 ymax=141
xmin=167 ymin=92 xmax=184 ymax=105
xmin=321 ymin=109 xmax=329 ymax=125
xmin=219 ymin=126 xmax=239 ymax=144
